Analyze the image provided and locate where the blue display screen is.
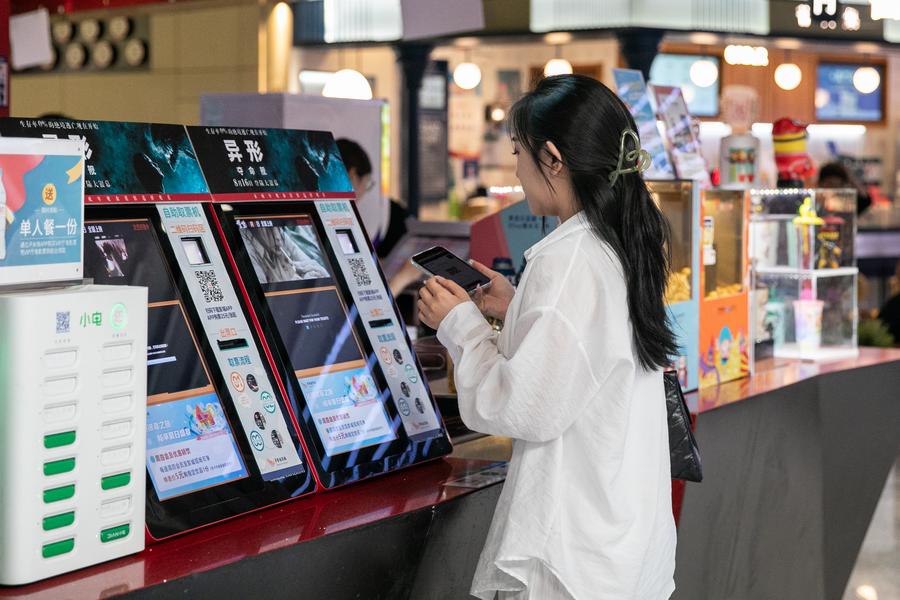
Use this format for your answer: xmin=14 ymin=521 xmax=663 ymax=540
xmin=816 ymin=63 xmax=883 ymax=122
xmin=649 ymin=54 xmax=720 ymax=118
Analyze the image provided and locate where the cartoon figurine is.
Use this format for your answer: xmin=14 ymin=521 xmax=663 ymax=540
xmin=793 ymin=196 xmax=825 ymax=267
xmin=773 ymin=118 xmax=815 ymax=187
xmin=719 ymin=85 xmax=761 ymax=189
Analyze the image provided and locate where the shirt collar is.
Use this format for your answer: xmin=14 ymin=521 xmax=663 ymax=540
xmin=524 ymin=211 xmax=591 ymax=261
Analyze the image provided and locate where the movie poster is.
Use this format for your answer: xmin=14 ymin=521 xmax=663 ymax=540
xmin=0 ymin=118 xmax=208 ymax=198
xmin=186 ymin=126 xmax=352 ymax=196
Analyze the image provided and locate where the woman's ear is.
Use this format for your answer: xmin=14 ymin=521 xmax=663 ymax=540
xmin=544 ymin=141 xmax=564 ymax=176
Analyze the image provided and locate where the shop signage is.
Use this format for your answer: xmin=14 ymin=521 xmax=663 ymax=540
xmin=769 ymin=0 xmax=884 ymax=40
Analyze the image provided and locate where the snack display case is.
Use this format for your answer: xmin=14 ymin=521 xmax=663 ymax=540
xmin=649 ymin=180 xmax=700 ymax=391
xmin=749 ymin=188 xmax=859 ymax=361
xmin=699 ymin=189 xmax=751 ymax=388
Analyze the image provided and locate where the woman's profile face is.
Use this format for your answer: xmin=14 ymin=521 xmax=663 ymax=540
xmin=513 ymin=139 xmax=554 ymax=216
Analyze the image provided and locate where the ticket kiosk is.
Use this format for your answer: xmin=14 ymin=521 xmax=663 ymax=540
xmin=184 ymin=125 xmax=452 ymax=489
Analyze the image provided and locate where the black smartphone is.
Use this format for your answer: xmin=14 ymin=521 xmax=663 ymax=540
xmin=410 ymin=246 xmax=491 ymax=294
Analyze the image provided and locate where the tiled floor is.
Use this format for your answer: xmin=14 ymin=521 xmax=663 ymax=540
xmin=843 ymin=457 xmax=900 ymax=600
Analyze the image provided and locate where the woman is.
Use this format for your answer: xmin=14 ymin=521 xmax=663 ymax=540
xmin=418 ymin=75 xmax=678 ymax=599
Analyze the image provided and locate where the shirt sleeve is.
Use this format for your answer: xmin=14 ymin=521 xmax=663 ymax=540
xmin=437 ymin=301 xmax=604 ymax=443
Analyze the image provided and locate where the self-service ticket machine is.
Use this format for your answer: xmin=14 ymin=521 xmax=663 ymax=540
xmin=0 ymin=119 xmax=452 ymax=541
xmin=186 ymin=126 xmax=452 ymax=489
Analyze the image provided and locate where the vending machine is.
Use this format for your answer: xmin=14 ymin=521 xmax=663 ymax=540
xmin=186 ymin=126 xmax=453 ymax=489
xmin=648 ymin=180 xmax=701 ymax=391
xmin=699 ymin=189 xmax=751 ymax=388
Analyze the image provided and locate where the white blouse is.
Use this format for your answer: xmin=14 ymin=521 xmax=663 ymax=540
xmin=437 ymin=213 xmax=676 ymax=600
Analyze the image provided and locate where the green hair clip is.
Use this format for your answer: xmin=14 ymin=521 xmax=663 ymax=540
xmin=609 ymin=129 xmax=651 ymax=186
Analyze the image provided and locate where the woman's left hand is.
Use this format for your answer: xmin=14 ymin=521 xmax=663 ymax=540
xmin=417 ymin=276 xmax=471 ymax=330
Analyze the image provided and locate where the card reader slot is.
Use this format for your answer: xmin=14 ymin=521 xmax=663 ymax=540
xmin=217 ymin=338 xmax=249 ymax=351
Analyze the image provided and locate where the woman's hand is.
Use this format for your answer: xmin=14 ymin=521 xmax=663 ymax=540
xmin=470 ymin=260 xmax=515 ymax=321
xmin=417 ymin=276 xmax=471 ymax=330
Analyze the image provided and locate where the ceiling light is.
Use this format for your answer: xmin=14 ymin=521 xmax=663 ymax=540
xmin=543 ymin=58 xmax=573 ymax=77
xmin=322 ymin=69 xmax=373 ymax=100
xmin=724 ymin=45 xmax=769 ymax=67
xmin=490 ymin=107 xmax=506 ymax=122
xmin=453 ymin=62 xmax=482 ymax=90
xmin=774 ymin=63 xmax=802 ymax=91
xmin=689 ymin=59 xmax=719 ymax=88
xmin=870 ymin=0 xmax=900 ymax=20
xmin=543 ymin=31 xmax=573 ymax=45
xmin=853 ymin=66 xmax=881 ymax=94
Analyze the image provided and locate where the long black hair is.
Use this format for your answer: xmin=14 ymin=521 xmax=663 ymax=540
xmin=508 ymin=74 xmax=678 ymax=371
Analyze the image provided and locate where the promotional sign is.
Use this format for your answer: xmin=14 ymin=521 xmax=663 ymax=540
xmin=612 ymin=68 xmax=675 ymax=180
xmin=185 ymin=126 xmax=352 ymax=199
xmin=0 ymin=137 xmax=83 ymax=287
xmin=652 ymin=85 xmax=711 ymax=186
xmin=0 ymin=118 xmax=208 ymax=202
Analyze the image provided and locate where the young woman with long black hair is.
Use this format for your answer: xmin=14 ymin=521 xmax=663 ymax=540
xmin=417 ymin=75 xmax=678 ymax=599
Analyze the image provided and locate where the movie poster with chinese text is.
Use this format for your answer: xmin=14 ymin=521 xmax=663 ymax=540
xmin=186 ymin=126 xmax=353 ymax=199
xmin=0 ymin=118 xmax=208 ymax=201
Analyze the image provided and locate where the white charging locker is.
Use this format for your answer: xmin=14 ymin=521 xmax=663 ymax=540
xmin=0 ymin=284 xmax=147 ymax=585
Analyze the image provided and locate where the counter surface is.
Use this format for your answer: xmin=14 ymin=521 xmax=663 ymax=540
xmin=690 ymin=347 xmax=900 ymax=413
xmin=0 ymin=457 xmax=502 ymax=600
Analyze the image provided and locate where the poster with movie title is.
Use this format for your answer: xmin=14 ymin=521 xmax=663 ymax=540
xmin=186 ymin=126 xmax=353 ymax=199
xmin=0 ymin=118 xmax=208 ymax=201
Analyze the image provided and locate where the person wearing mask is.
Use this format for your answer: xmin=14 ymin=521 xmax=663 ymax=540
xmin=818 ymin=162 xmax=872 ymax=215
xmin=417 ymin=75 xmax=677 ymax=599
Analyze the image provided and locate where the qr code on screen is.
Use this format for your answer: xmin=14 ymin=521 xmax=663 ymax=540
xmin=347 ymin=258 xmax=372 ymax=287
xmin=195 ymin=269 xmax=225 ymax=303
xmin=56 ymin=311 xmax=70 ymax=334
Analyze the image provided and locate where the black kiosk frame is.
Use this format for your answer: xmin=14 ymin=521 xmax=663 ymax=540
xmin=212 ymin=201 xmax=453 ymax=488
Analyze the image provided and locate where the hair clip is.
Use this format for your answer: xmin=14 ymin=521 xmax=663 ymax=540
xmin=609 ymin=129 xmax=651 ymax=186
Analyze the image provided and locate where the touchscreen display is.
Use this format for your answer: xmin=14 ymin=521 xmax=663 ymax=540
xmin=235 ymin=215 xmax=397 ymax=456
xmin=85 ymin=219 xmax=249 ymax=500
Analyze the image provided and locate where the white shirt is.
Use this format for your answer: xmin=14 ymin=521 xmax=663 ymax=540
xmin=437 ymin=213 xmax=676 ymax=600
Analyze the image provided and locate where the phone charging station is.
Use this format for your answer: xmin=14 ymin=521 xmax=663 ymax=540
xmin=0 ymin=138 xmax=149 ymax=584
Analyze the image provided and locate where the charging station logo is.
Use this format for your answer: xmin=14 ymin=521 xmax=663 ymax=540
xmin=110 ymin=303 xmax=128 ymax=331
xmin=80 ymin=311 xmax=102 ymax=328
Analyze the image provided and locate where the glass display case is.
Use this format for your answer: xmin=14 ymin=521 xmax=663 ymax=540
xmin=699 ymin=189 xmax=751 ymax=388
xmin=649 ymin=180 xmax=700 ymax=390
xmin=749 ymin=188 xmax=859 ymax=361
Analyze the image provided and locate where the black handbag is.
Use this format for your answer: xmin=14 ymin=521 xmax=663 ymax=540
xmin=664 ymin=370 xmax=703 ymax=482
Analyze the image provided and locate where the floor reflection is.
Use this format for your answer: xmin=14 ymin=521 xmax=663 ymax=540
xmin=843 ymin=457 xmax=900 ymax=600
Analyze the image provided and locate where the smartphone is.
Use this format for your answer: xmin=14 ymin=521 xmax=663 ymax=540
xmin=410 ymin=246 xmax=491 ymax=294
